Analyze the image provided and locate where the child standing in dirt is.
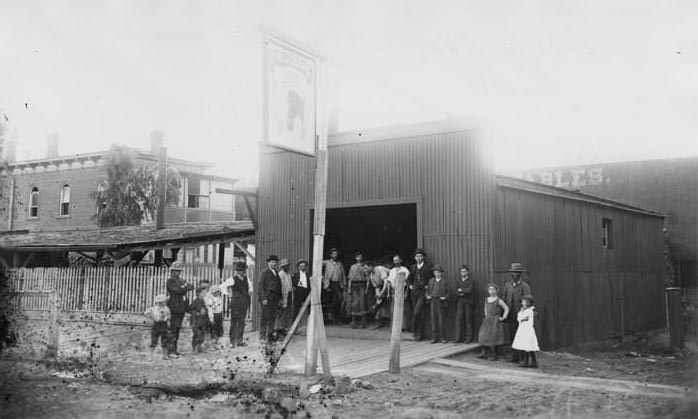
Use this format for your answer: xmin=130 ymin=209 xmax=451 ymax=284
xmin=205 ymin=285 xmax=224 ymax=349
xmin=145 ymin=294 xmax=173 ymax=360
xmin=189 ymin=284 xmax=210 ymax=353
xmin=426 ymin=265 xmax=449 ymax=343
xmin=477 ymin=284 xmax=509 ymax=360
xmin=512 ymin=294 xmax=540 ymax=368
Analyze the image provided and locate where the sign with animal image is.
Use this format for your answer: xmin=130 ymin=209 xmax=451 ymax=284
xmin=263 ymin=35 xmax=318 ymax=156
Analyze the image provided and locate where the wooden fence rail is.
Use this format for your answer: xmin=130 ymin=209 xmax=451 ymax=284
xmin=6 ymin=264 xmax=255 ymax=320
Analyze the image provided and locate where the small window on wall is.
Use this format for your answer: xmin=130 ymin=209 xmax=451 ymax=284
xmin=29 ymin=187 xmax=39 ymax=217
xmin=602 ymin=218 xmax=613 ymax=249
xmin=59 ymin=185 xmax=71 ymax=216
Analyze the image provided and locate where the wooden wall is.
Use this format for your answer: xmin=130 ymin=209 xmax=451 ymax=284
xmin=494 ymin=185 xmax=666 ymax=349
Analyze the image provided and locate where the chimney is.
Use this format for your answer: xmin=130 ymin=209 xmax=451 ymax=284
xmin=46 ymin=134 xmax=59 ymax=158
xmin=5 ymin=140 xmax=17 ymax=163
xmin=150 ymin=130 xmax=164 ymax=156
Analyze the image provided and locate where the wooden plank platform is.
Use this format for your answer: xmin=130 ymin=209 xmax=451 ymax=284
xmin=276 ymin=330 xmax=478 ymax=378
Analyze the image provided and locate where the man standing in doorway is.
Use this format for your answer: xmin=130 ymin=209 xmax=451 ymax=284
xmin=503 ymin=262 xmax=532 ymax=362
xmin=348 ymin=252 xmax=370 ymax=328
xmin=166 ymin=261 xmax=194 ymax=356
xmin=323 ymin=248 xmax=346 ymax=324
xmin=407 ymin=248 xmax=432 ymax=341
xmin=454 ymin=264 xmax=475 ymax=343
xmin=220 ymin=261 xmax=250 ymax=347
xmin=259 ymin=255 xmax=282 ymax=341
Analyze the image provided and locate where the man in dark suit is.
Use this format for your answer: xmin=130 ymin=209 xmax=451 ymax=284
xmin=503 ymin=262 xmax=532 ymax=362
xmin=407 ymin=248 xmax=432 ymax=341
xmin=259 ymin=254 xmax=282 ymax=341
xmin=453 ymin=264 xmax=475 ymax=343
xmin=292 ymin=259 xmax=311 ymax=320
xmin=166 ymin=261 xmax=194 ymax=356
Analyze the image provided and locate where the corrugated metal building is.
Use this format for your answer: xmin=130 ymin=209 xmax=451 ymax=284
xmin=257 ymin=120 xmax=665 ymax=349
xmin=508 ymin=158 xmax=698 ymax=288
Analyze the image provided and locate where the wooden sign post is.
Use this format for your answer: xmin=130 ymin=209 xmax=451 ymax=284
xmin=305 ymin=59 xmax=331 ymax=377
xmin=389 ymin=272 xmax=406 ymax=374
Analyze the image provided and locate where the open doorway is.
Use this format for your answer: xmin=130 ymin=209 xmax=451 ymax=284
xmin=310 ymin=203 xmax=419 ymax=267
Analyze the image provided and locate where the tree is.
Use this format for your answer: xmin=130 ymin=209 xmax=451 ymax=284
xmin=94 ymin=145 xmax=181 ymax=227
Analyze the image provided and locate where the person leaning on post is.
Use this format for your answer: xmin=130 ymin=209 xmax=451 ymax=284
xmin=502 ymin=262 xmax=532 ymax=363
xmin=259 ymin=255 xmax=282 ymax=342
xmin=166 ymin=261 xmax=194 ymax=356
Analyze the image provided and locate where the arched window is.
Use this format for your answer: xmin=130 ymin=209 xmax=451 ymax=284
xmin=29 ymin=187 xmax=39 ymax=217
xmin=59 ymin=185 xmax=71 ymax=216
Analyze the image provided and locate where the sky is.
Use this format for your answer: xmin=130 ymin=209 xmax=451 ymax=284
xmin=1 ymin=0 xmax=697 ymax=183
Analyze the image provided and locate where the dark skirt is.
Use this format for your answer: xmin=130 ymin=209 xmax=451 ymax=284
xmin=350 ymin=282 xmax=368 ymax=316
xmin=478 ymin=315 xmax=508 ymax=346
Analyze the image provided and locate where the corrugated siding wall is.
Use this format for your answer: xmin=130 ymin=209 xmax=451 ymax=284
xmin=494 ymin=186 xmax=666 ymax=349
xmin=257 ymin=130 xmax=494 ymax=330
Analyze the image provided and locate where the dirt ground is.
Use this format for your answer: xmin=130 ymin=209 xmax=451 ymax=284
xmin=1 ymin=335 xmax=697 ymax=419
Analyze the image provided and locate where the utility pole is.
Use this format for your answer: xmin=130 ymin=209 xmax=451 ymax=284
xmin=154 ymin=145 xmax=167 ymax=266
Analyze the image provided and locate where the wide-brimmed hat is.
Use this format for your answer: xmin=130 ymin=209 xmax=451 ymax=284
xmin=266 ymin=254 xmax=279 ymax=262
xmin=508 ymin=262 xmax=526 ymax=272
xmin=279 ymin=258 xmax=290 ymax=267
xmin=170 ymin=261 xmax=183 ymax=271
xmin=154 ymin=294 xmax=168 ymax=304
xmin=413 ymin=248 xmax=426 ymax=257
xmin=328 ymin=247 xmax=339 ymax=254
xmin=296 ymin=259 xmax=308 ymax=266
xmin=235 ymin=261 xmax=248 ymax=271
xmin=432 ymin=264 xmax=444 ymax=272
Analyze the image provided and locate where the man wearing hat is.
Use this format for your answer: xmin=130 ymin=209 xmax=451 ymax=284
xmin=221 ymin=261 xmax=250 ymax=347
xmin=407 ymin=248 xmax=432 ymax=340
xmin=166 ymin=261 xmax=194 ymax=355
xmin=322 ymin=248 xmax=346 ymax=324
xmin=259 ymin=255 xmax=282 ymax=341
xmin=292 ymin=259 xmax=312 ymax=327
xmin=503 ymin=262 xmax=532 ymax=362
xmin=276 ymin=258 xmax=294 ymax=335
xmin=426 ymin=265 xmax=449 ymax=343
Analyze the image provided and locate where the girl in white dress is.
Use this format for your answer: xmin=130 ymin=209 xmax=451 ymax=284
xmin=511 ymin=294 xmax=539 ymax=368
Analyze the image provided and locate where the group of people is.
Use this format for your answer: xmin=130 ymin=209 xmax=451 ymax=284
xmin=144 ymin=260 xmax=251 ymax=360
xmin=144 ymin=248 xmax=540 ymax=368
xmin=258 ymin=247 xmax=540 ymax=367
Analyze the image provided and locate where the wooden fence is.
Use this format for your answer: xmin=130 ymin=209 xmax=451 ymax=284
xmin=683 ymin=287 xmax=698 ymax=341
xmin=5 ymin=264 xmax=255 ymax=320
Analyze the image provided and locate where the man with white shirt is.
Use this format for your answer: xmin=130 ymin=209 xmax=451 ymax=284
xmin=383 ymin=254 xmax=410 ymax=329
xmin=292 ymin=259 xmax=311 ymax=319
xmin=220 ymin=261 xmax=250 ymax=347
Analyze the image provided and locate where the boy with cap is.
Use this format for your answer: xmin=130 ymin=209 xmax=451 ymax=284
xmin=145 ymin=294 xmax=173 ymax=360
xmin=189 ymin=284 xmax=210 ymax=353
xmin=426 ymin=265 xmax=449 ymax=343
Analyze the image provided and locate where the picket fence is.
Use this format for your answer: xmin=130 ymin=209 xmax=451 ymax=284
xmin=6 ymin=264 xmax=256 ymax=319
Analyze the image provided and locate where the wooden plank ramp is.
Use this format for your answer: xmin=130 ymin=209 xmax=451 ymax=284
xmin=277 ymin=336 xmax=478 ymax=378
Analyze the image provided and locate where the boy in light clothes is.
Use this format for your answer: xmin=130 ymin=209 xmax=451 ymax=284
xmin=145 ymin=294 xmax=173 ymax=360
xmin=205 ymin=285 xmax=224 ymax=349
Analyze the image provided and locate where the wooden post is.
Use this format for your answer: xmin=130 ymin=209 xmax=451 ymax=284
xmin=389 ymin=272 xmax=406 ymax=374
xmin=268 ymin=292 xmax=312 ymax=374
xmin=305 ymin=57 xmax=331 ymax=377
xmin=666 ymin=287 xmax=684 ymax=348
xmin=48 ymin=291 xmax=60 ymax=359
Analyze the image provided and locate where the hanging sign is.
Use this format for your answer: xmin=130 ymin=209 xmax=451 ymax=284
xmin=262 ymin=34 xmax=318 ymax=156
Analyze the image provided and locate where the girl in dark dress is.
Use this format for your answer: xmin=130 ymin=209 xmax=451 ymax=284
xmin=477 ymin=283 xmax=510 ymax=360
